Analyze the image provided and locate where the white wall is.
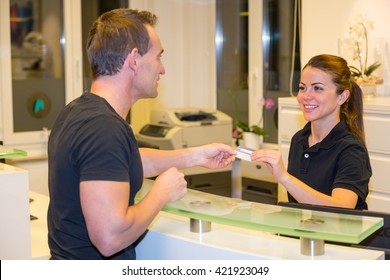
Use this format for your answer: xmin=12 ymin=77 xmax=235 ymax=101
xmin=301 ymin=0 xmax=390 ymax=94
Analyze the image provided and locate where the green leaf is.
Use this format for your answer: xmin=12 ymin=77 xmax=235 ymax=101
xmin=236 ymin=119 xmax=250 ymax=132
xmin=250 ymin=125 xmax=267 ymax=136
xmin=236 ymin=120 xmax=267 ymax=136
xmin=364 ymin=62 xmax=381 ymax=77
xmin=349 ymin=65 xmax=362 ymax=78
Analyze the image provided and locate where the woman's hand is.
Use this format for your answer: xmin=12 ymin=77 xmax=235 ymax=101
xmin=251 ymin=149 xmax=289 ymax=183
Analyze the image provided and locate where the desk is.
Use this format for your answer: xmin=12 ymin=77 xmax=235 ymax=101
xmin=136 ymin=212 xmax=384 ymax=260
xmin=23 ymin=181 xmax=386 ymax=260
xmin=136 ymin=179 xmax=385 ymax=259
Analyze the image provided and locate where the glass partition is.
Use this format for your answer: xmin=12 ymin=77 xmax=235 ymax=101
xmin=136 ymin=179 xmax=383 ymax=245
xmin=0 ymin=145 xmax=27 ymax=159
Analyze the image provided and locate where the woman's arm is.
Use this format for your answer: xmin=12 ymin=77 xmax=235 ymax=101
xmin=251 ymin=149 xmax=358 ymax=209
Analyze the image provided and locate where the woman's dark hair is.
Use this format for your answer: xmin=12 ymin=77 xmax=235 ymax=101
xmin=87 ymin=8 xmax=158 ymax=79
xmin=303 ymin=54 xmax=365 ymax=143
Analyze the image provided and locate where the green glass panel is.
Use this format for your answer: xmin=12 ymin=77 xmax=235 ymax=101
xmin=136 ymin=179 xmax=383 ymax=244
xmin=0 ymin=145 xmax=27 ymax=159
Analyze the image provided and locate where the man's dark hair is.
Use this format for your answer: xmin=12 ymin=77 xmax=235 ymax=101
xmin=87 ymin=8 xmax=158 ymax=79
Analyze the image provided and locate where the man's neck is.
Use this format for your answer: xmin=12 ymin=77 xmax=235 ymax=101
xmin=90 ymin=76 xmax=133 ymax=119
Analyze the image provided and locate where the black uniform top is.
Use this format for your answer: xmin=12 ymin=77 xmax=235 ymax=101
xmin=287 ymin=119 xmax=371 ymax=210
xmin=48 ymin=92 xmax=143 ymax=259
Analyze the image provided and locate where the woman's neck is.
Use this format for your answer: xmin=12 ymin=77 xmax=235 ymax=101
xmin=309 ymin=118 xmax=340 ymax=147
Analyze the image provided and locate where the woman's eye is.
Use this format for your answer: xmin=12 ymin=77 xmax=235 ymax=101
xmin=314 ymin=85 xmax=323 ymax=91
xmin=299 ymin=85 xmax=305 ymax=91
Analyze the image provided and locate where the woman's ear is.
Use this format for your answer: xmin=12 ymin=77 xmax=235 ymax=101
xmin=339 ymin=90 xmax=350 ymax=105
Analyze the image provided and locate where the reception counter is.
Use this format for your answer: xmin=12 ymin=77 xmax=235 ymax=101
xmin=6 ymin=178 xmax=386 ymax=260
xmin=135 ymin=179 xmax=385 ymax=260
xmin=136 ymin=212 xmax=384 ymax=260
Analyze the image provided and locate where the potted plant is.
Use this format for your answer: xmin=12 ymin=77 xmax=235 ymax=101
xmin=233 ymin=97 xmax=275 ymax=148
xmin=344 ymin=15 xmax=383 ymax=97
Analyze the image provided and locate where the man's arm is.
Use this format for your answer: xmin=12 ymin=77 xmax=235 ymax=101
xmin=140 ymin=143 xmax=235 ymax=178
xmin=80 ymin=167 xmax=186 ymax=257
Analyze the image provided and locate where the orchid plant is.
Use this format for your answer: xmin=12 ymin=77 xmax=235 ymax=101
xmin=233 ymin=97 xmax=275 ymax=145
xmin=347 ymin=15 xmax=382 ymax=85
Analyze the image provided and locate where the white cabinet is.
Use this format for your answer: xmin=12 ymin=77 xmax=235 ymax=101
xmin=0 ymin=163 xmax=30 ymax=259
xmin=278 ymin=97 xmax=390 ymax=212
xmin=239 ymin=160 xmax=278 ymax=205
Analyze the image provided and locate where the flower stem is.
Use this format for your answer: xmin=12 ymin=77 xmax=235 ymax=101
xmin=355 ymin=41 xmax=363 ymax=76
xmin=359 ymin=22 xmax=369 ymax=74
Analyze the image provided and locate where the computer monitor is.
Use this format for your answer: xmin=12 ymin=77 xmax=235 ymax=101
xmin=278 ymin=201 xmax=390 ymax=259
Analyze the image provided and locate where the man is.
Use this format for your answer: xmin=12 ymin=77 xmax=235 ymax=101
xmin=47 ymin=8 xmax=235 ymax=260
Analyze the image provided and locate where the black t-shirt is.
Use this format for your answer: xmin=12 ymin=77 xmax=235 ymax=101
xmin=47 ymin=92 xmax=143 ymax=259
xmin=287 ymin=120 xmax=371 ymax=210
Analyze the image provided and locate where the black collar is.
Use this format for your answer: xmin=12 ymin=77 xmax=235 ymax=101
xmin=297 ymin=119 xmax=350 ymax=151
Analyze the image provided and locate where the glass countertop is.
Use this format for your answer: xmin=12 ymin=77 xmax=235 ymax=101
xmin=136 ymin=179 xmax=383 ymax=244
xmin=0 ymin=145 xmax=27 ymax=159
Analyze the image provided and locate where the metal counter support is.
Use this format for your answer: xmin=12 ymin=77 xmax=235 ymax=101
xmin=231 ymin=159 xmax=242 ymax=199
xmin=190 ymin=218 xmax=212 ymax=233
xmin=300 ymin=237 xmax=325 ymax=256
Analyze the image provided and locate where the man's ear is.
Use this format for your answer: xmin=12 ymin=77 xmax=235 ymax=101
xmin=339 ymin=90 xmax=350 ymax=105
xmin=127 ymin=48 xmax=139 ymax=72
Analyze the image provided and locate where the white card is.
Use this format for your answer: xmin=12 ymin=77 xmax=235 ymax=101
xmin=235 ymin=146 xmax=255 ymax=161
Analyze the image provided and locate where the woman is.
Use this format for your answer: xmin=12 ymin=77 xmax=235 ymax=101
xmin=252 ymin=54 xmax=371 ymax=210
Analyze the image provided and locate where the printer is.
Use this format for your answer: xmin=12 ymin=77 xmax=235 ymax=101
xmin=136 ymin=108 xmax=232 ymax=150
xmin=137 ymin=108 xmax=233 ymax=197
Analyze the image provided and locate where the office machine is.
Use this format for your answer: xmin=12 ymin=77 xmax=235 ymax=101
xmin=136 ymin=108 xmax=232 ymax=150
xmin=137 ymin=108 xmax=233 ymax=197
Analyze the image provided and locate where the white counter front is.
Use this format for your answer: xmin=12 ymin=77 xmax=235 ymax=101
xmin=136 ymin=211 xmax=384 ymax=260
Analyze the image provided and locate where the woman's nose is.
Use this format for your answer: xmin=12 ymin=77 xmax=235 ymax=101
xmin=302 ymin=89 xmax=313 ymax=99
